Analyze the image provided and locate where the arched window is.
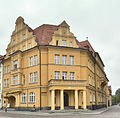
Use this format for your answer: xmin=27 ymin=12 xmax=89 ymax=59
xmin=21 ymin=93 xmax=26 ymax=103
xmin=29 ymin=92 xmax=35 ymax=103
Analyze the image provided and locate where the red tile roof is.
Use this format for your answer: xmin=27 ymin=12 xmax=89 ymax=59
xmin=0 ymin=56 xmax=5 ymax=60
xmin=34 ymin=24 xmax=58 ymax=45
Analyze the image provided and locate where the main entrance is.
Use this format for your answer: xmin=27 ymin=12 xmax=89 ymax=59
xmin=8 ymin=96 xmax=16 ymax=108
xmin=64 ymin=92 xmax=69 ymax=107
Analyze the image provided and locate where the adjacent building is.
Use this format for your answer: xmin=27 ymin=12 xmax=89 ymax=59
xmin=108 ymin=85 xmax=112 ymax=106
xmin=0 ymin=55 xmax=4 ymax=108
xmin=2 ymin=16 xmax=109 ymax=110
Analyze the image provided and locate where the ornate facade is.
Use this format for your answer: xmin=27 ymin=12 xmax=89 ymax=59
xmin=2 ymin=17 xmax=109 ymax=110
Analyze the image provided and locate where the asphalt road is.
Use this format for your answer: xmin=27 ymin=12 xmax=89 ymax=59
xmin=0 ymin=105 xmax=119 ymax=118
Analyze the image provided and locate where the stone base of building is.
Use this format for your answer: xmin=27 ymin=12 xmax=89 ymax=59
xmin=87 ymin=104 xmax=107 ymax=110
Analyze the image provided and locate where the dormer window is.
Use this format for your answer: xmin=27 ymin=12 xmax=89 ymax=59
xmin=70 ymin=42 xmax=72 ymax=47
xmin=62 ymin=40 xmax=66 ymax=46
xmin=23 ymin=34 xmax=25 ymax=40
xmin=56 ymin=40 xmax=58 ymax=46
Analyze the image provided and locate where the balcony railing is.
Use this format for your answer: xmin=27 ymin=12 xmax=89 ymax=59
xmin=48 ymin=79 xmax=87 ymax=87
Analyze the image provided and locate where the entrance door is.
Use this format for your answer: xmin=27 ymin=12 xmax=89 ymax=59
xmin=8 ymin=96 xmax=16 ymax=108
xmin=64 ymin=92 xmax=69 ymax=107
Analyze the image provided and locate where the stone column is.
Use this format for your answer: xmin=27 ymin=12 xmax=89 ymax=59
xmin=75 ymin=90 xmax=78 ymax=109
xmin=83 ymin=90 xmax=86 ymax=109
xmin=51 ymin=90 xmax=55 ymax=110
xmin=60 ymin=90 xmax=64 ymax=110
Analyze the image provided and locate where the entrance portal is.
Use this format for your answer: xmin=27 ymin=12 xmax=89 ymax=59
xmin=8 ymin=96 xmax=15 ymax=108
xmin=64 ymin=92 xmax=69 ymax=107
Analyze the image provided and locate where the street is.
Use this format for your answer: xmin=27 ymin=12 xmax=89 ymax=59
xmin=0 ymin=105 xmax=119 ymax=118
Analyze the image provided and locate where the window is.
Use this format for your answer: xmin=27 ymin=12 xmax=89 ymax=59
xmin=4 ymin=80 xmax=6 ymax=88
xmin=70 ymin=42 xmax=72 ymax=47
xmin=0 ymin=72 xmax=1 ymax=79
xmin=14 ymin=60 xmax=18 ymax=70
xmin=29 ymin=43 xmax=31 ymax=48
xmin=22 ymin=75 xmax=25 ymax=85
xmin=22 ymin=46 xmax=26 ymax=51
xmin=7 ymin=65 xmax=9 ymax=73
xmin=62 ymin=72 xmax=67 ymax=80
xmin=70 ymin=72 xmax=74 ymax=80
xmin=34 ymin=72 xmax=38 ymax=83
xmin=34 ymin=55 xmax=37 ymax=65
xmin=62 ymin=55 xmax=67 ymax=65
xmin=5 ymin=66 xmax=7 ymax=74
xmin=7 ymin=79 xmax=9 ymax=88
xmin=30 ymin=73 xmax=33 ymax=83
xmin=29 ymin=92 xmax=35 ymax=103
xmin=23 ymin=34 xmax=25 ymax=40
xmin=62 ymin=40 xmax=66 ymax=46
xmin=30 ymin=57 xmax=33 ymax=66
xmin=69 ymin=56 xmax=74 ymax=65
xmin=55 ymin=71 xmax=60 ymax=79
xmin=21 ymin=93 xmax=26 ymax=103
xmin=90 ymin=92 xmax=92 ymax=102
xmin=55 ymin=55 xmax=60 ymax=64
xmin=13 ymin=75 xmax=18 ymax=85
xmin=93 ymin=93 xmax=95 ymax=104
xmin=56 ymin=40 xmax=58 ymax=46
xmin=13 ymin=40 xmax=15 ymax=46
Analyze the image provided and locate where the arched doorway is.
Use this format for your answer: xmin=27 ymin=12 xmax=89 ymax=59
xmin=64 ymin=92 xmax=69 ymax=107
xmin=8 ymin=96 xmax=16 ymax=108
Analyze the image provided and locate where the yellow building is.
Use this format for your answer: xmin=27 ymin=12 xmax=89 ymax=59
xmin=2 ymin=16 xmax=109 ymax=111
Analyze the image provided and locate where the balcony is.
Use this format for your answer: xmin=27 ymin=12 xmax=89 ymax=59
xmin=48 ymin=79 xmax=87 ymax=87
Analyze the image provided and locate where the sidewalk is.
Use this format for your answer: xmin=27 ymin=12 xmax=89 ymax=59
xmin=0 ymin=107 xmax=112 ymax=116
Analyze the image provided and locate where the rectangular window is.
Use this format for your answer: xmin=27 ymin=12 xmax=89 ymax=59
xmin=14 ymin=60 xmax=18 ymax=70
xmin=69 ymin=56 xmax=74 ymax=65
xmin=62 ymin=40 xmax=66 ymax=46
xmin=56 ymin=40 xmax=58 ymax=46
xmin=22 ymin=45 xmax=26 ymax=51
xmin=13 ymin=40 xmax=15 ymax=46
xmin=0 ymin=72 xmax=1 ymax=79
xmin=7 ymin=65 xmax=9 ymax=73
xmin=70 ymin=72 xmax=74 ymax=80
xmin=30 ymin=73 xmax=33 ymax=83
xmin=7 ymin=79 xmax=9 ymax=88
xmin=4 ymin=80 xmax=6 ymax=88
xmin=70 ymin=42 xmax=72 ymax=47
xmin=55 ymin=71 xmax=60 ymax=79
xmin=34 ymin=55 xmax=37 ymax=65
xmin=90 ymin=92 xmax=92 ymax=102
xmin=62 ymin=72 xmax=67 ymax=80
xmin=34 ymin=72 xmax=38 ymax=83
xmin=5 ymin=66 xmax=7 ymax=74
xmin=22 ymin=75 xmax=25 ymax=85
xmin=55 ymin=55 xmax=60 ymax=64
xmin=30 ymin=57 xmax=33 ymax=66
xmin=62 ymin=55 xmax=67 ymax=65
xmin=23 ymin=34 xmax=25 ymax=40
xmin=29 ymin=43 xmax=31 ymax=48
xmin=13 ymin=75 xmax=18 ymax=85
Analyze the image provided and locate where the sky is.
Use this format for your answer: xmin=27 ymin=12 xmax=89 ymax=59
xmin=0 ymin=0 xmax=119 ymax=94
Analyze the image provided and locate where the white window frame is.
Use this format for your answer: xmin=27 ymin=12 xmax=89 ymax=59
xmin=70 ymin=42 xmax=72 ymax=47
xmin=34 ymin=55 xmax=37 ymax=65
xmin=30 ymin=73 xmax=33 ymax=83
xmin=29 ymin=92 xmax=35 ymax=103
xmin=55 ymin=55 xmax=60 ymax=64
xmin=21 ymin=93 xmax=26 ymax=103
xmin=62 ymin=55 xmax=67 ymax=65
xmin=69 ymin=56 xmax=74 ymax=65
xmin=30 ymin=57 xmax=33 ymax=66
xmin=34 ymin=72 xmax=38 ymax=83
xmin=70 ymin=72 xmax=74 ymax=80
xmin=29 ymin=43 xmax=31 ymax=48
xmin=62 ymin=40 xmax=66 ymax=46
xmin=14 ymin=60 xmax=18 ymax=70
xmin=13 ymin=75 xmax=18 ymax=85
xmin=55 ymin=71 xmax=60 ymax=79
xmin=62 ymin=72 xmax=67 ymax=80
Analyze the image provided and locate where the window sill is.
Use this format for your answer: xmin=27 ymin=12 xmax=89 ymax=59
xmin=21 ymin=102 xmax=26 ymax=104
xmin=29 ymin=82 xmax=38 ymax=84
xmin=28 ymin=102 xmax=35 ymax=104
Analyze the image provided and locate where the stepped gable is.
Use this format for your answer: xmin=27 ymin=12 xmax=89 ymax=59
xmin=34 ymin=24 xmax=58 ymax=45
